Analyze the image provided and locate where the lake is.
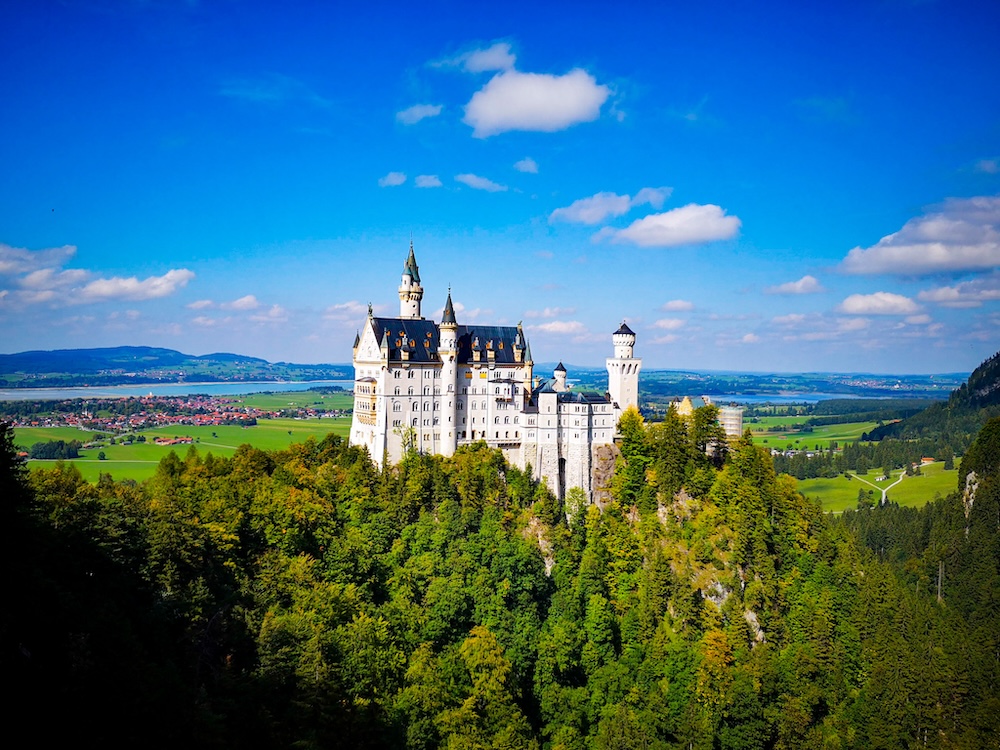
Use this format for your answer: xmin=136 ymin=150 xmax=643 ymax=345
xmin=0 ymin=380 xmax=354 ymax=401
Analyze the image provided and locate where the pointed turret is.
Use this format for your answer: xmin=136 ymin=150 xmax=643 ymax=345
xmin=403 ymin=240 xmax=420 ymax=283
xmin=442 ymin=288 xmax=456 ymax=325
xmin=353 ymin=330 xmax=360 ymax=349
xmin=398 ymin=242 xmax=424 ymax=319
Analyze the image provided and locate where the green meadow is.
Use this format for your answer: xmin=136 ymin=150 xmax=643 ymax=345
xmin=19 ymin=416 xmax=351 ymax=483
xmin=235 ymin=390 xmax=354 ymax=411
xmin=749 ymin=418 xmax=879 ymax=449
xmin=13 ymin=426 xmax=113 ymax=445
xmin=796 ymin=461 xmax=958 ymax=513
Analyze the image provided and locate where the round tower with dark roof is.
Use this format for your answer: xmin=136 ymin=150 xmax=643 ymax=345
xmin=606 ymin=320 xmax=642 ymax=420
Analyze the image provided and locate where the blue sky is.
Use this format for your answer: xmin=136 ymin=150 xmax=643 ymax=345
xmin=2 ymin=0 xmax=999 ymax=373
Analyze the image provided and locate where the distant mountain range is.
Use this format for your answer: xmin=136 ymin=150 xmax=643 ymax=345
xmin=866 ymin=350 xmax=1000 ymax=447
xmin=0 ymin=346 xmax=351 ymax=388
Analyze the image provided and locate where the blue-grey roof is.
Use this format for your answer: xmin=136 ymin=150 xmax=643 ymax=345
xmin=371 ymin=318 xmax=526 ymax=365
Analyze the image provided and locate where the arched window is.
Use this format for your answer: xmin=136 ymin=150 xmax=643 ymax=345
xmin=392 ymin=402 xmax=401 ymax=412
xmin=411 ymin=402 xmax=418 ymax=411
xmin=423 ymin=386 xmax=430 ymax=396
xmin=408 ymin=387 xmax=414 ymax=395
xmin=394 ymin=387 xmax=400 ymax=395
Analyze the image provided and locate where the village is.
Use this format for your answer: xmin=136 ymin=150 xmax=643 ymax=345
xmin=1 ymin=393 xmax=349 ymax=435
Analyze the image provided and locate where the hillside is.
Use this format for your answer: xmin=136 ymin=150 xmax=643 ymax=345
xmin=0 ymin=346 xmax=350 ymax=387
xmin=865 ymin=349 xmax=1000 ymax=449
xmin=5 ymin=408 xmax=1000 ymax=748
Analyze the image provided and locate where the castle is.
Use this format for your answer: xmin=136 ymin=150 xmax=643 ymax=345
xmin=349 ymin=244 xmax=642 ymax=500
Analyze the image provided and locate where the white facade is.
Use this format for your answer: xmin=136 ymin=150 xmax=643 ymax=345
xmin=349 ymin=245 xmax=642 ymax=500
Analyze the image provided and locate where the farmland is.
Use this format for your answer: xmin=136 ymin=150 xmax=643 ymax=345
xmin=796 ymin=461 xmax=958 ymax=513
xmin=11 ymin=390 xmax=353 ymax=483
xmin=747 ymin=416 xmax=880 ymax=449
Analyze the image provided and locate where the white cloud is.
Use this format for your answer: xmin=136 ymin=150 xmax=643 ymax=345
xmin=0 ymin=243 xmax=76 ymax=275
xmin=250 ymin=304 xmax=289 ymax=323
xmin=440 ymin=42 xmax=517 ymax=73
xmin=975 ymin=159 xmax=998 ymax=174
xmin=905 ymin=314 xmax=932 ymax=324
xmin=741 ymin=333 xmax=760 ymax=344
xmin=464 ymin=68 xmax=609 ymax=137
xmin=531 ymin=320 xmax=587 ymax=335
xmin=661 ymin=299 xmax=694 ymax=311
xmin=525 ymin=306 xmax=575 ymax=318
xmin=223 ymin=294 xmax=260 ymax=310
xmin=325 ymin=300 xmax=374 ymax=321
xmin=631 ymin=187 xmax=672 ymax=210
xmin=415 ymin=174 xmax=443 ymax=188
xmin=192 ymin=315 xmax=220 ymax=327
xmin=840 ymin=195 xmax=1000 ymax=275
xmin=378 ymin=171 xmax=407 ymax=187
xmin=20 ymin=267 xmax=88 ymax=290
xmin=430 ymin=300 xmax=492 ymax=322
xmin=514 ymin=157 xmax=538 ymax=173
xmin=837 ymin=291 xmax=919 ymax=315
xmin=765 ymin=274 xmax=825 ymax=295
xmin=917 ymin=273 xmax=1000 ymax=308
xmin=550 ymin=187 xmax=674 ymax=225
xmin=550 ymin=192 xmax=631 ymax=225
xmin=837 ymin=317 xmax=870 ymax=331
xmin=652 ymin=318 xmax=685 ymax=330
xmin=772 ymin=313 xmax=807 ymax=325
xmin=78 ymin=269 xmax=195 ymax=303
xmin=396 ymin=103 xmax=443 ymax=125
xmin=600 ymin=203 xmax=741 ymax=247
xmin=187 ymin=299 xmax=214 ymax=310
xmin=652 ymin=334 xmax=680 ymax=345
xmin=455 ymin=173 xmax=507 ymax=192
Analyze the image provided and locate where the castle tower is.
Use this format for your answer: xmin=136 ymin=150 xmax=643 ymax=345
xmin=398 ymin=241 xmax=423 ymax=319
xmin=440 ymin=289 xmax=459 ymax=456
xmin=553 ymin=362 xmax=568 ymax=392
xmin=606 ymin=320 xmax=641 ymax=422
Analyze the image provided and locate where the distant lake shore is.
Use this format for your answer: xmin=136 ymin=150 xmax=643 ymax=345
xmin=0 ymin=380 xmax=354 ymax=401
xmin=0 ymin=381 xmax=916 ymax=405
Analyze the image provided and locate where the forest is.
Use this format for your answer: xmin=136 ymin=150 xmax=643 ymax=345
xmin=3 ymin=406 xmax=999 ymax=749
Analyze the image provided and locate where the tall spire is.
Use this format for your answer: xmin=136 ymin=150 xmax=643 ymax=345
xmin=442 ymin=286 xmax=456 ymax=325
xmin=403 ymin=240 xmax=420 ymax=283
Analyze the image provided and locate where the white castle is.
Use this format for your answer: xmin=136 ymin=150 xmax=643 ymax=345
xmin=349 ymin=244 xmax=642 ymax=500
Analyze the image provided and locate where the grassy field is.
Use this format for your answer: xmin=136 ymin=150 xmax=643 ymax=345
xmin=236 ymin=390 xmax=353 ymax=411
xmin=21 ymin=416 xmax=351 ymax=483
xmin=749 ymin=418 xmax=878 ymax=450
xmin=797 ymin=461 xmax=958 ymax=513
xmin=13 ymin=426 xmax=113 ymax=446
